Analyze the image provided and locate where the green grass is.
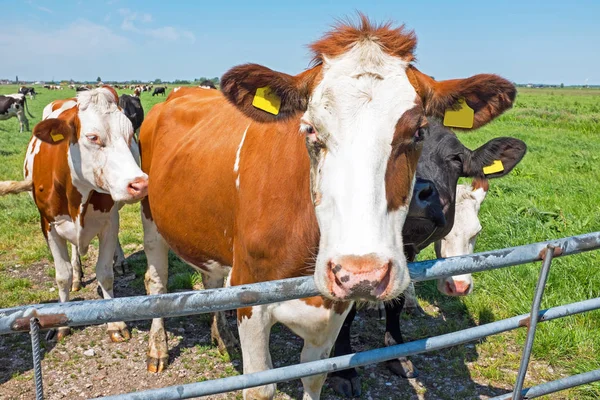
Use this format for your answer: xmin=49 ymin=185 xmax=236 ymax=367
xmin=1 ymin=85 xmax=599 ymax=397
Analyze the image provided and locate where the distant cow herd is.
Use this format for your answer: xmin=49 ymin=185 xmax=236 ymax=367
xmin=0 ymin=16 xmax=530 ymax=400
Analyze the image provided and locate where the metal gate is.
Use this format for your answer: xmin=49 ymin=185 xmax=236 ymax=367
xmin=1 ymin=232 xmax=599 ymax=400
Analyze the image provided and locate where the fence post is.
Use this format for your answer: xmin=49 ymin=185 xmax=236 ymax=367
xmin=30 ymin=317 xmax=44 ymax=400
xmin=512 ymin=245 xmax=555 ymax=400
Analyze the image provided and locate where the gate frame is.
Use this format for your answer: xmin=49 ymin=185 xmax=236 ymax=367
xmin=1 ymin=231 xmax=598 ymax=400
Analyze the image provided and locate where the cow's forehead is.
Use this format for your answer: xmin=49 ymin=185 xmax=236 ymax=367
xmin=78 ymin=108 xmax=132 ymax=138
xmin=309 ymin=42 xmax=417 ymax=128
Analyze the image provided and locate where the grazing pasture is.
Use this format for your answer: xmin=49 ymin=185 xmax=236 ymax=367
xmin=0 ymin=85 xmax=598 ymax=399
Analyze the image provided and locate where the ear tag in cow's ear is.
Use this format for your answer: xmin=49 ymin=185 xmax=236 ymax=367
xmin=443 ymin=98 xmax=474 ymax=129
xmin=50 ymin=131 xmax=65 ymax=142
xmin=252 ymin=86 xmax=281 ymax=115
xmin=483 ymin=160 xmax=504 ymax=175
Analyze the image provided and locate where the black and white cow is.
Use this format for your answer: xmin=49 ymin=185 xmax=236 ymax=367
xmin=19 ymin=86 xmax=37 ymax=100
xmin=0 ymin=94 xmax=34 ymax=132
xmin=118 ymin=94 xmax=144 ymax=133
xmin=329 ymin=119 xmax=527 ymax=397
xmin=199 ymin=79 xmax=217 ymax=89
xmin=152 ymin=86 xmax=166 ymax=96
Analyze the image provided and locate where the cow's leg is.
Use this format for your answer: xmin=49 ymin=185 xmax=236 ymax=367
xmin=142 ymin=202 xmax=170 ymax=372
xmin=70 ymin=243 xmax=83 ymax=291
xmin=96 ymin=211 xmax=130 ymax=342
xmin=46 ymin=227 xmax=73 ymax=340
xmin=238 ymin=305 xmax=275 ymax=400
xmin=328 ymin=304 xmax=361 ymax=397
xmin=112 ymin=236 xmax=127 ymax=275
xmin=199 ymin=264 xmax=239 ymax=355
xmin=274 ymin=299 xmax=351 ymax=400
xmin=402 ymin=281 xmax=425 ymax=316
xmin=16 ymin=111 xmax=26 ymax=133
xmin=384 ymin=296 xmax=418 ymax=378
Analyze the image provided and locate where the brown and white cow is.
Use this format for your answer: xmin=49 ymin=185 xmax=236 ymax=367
xmin=435 ymin=178 xmax=489 ymax=295
xmin=139 ymin=17 xmax=515 ymax=399
xmin=0 ymin=87 xmax=148 ymax=342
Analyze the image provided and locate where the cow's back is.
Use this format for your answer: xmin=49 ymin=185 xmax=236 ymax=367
xmin=140 ymin=91 xmax=248 ymax=266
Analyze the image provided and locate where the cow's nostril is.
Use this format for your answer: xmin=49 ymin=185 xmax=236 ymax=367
xmin=418 ymin=184 xmax=433 ymax=201
xmin=445 ymin=281 xmax=454 ymax=295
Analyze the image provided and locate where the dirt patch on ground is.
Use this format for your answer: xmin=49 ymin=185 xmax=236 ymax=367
xmin=0 ymin=253 xmax=576 ymax=400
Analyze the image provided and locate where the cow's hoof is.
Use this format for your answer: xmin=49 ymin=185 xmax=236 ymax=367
xmin=113 ymin=260 xmax=128 ymax=276
xmin=211 ymin=311 xmax=240 ymax=356
xmin=147 ymin=356 xmax=168 ymax=373
xmin=45 ymin=329 xmax=56 ymax=341
xmin=329 ymin=375 xmax=362 ymax=398
xmin=108 ymin=328 xmax=131 ymax=343
xmin=403 ymin=304 xmax=426 ymax=317
xmin=56 ymin=327 xmax=72 ymax=342
xmin=71 ymin=281 xmax=82 ymax=292
xmin=387 ymin=357 xmax=419 ymax=378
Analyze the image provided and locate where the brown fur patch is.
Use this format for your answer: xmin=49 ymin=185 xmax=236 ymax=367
xmin=386 ymin=106 xmax=423 ymax=211
xmin=301 ymin=296 xmax=350 ymax=315
xmin=310 ymin=13 xmax=416 ymax=64
xmin=471 ymin=177 xmax=489 ymax=192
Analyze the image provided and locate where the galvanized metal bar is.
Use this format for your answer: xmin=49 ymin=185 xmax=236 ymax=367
xmin=98 ymin=296 xmax=600 ymax=400
xmin=512 ymin=246 xmax=555 ymax=400
xmin=490 ymin=368 xmax=600 ymax=399
xmin=29 ymin=317 xmax=44 ymax=400
xmin=1 ymin=232 xmax=598 ymax=335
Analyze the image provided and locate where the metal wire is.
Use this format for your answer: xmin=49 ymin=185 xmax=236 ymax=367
xmin=29 ymin=317 xmax=44 ymax=400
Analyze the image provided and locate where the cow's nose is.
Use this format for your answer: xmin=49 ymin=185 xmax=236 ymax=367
xmin=444 ymin=279 xmax=472 ymax=296
xmin=408 ymin=178 xmax=446 ymax=227
xmin=327 ymin=255 xmax=393 ymax=300
xmin=127 ymin=177 xmax=148 ymax=199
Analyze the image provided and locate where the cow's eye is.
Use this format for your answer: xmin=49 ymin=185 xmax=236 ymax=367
xmin=300 ymin=121 xmax=317 ymax=136
xmin=449 ymin=154 xmax=463 ymax=164
xmin=86 ymin=134 xmax=100 ymax=144
xmin=413 ymin=127 xmax=426 ymax=143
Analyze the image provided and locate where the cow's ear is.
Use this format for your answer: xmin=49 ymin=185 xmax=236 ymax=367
xmin=221 ymin=63 xmax=321 ymax=123
xmin=408 ymin=66 xmax=516 ymax=130
xmin=33 ymin=117 xmax=74 ymax=145
xmin=464 ymin=137 xmax=527 ymax=178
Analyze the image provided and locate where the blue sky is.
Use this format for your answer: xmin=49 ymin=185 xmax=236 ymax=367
xmin=1 ymin=0 xmax=598 ymax=84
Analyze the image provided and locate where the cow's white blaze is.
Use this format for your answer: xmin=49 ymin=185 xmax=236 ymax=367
xmin=68 ymin=88 xmax=147 ymax=202
xmin=437 ymin=184 xmax=486 ymax=296
xmin=305 ymin=41 xmax=418 ymax=300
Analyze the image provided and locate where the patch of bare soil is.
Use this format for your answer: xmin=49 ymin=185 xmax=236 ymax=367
xmin=0 ymin=253 xmax=575 ymax=400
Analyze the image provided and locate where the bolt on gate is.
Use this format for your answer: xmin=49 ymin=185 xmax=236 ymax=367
xmin=1 ymin=232 xmax=599 ymax=400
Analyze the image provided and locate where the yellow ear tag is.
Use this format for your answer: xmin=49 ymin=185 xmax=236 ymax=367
xmin=483 ymin=160 xmax=504 ymax=175
xmin=443 ymin=98 xmax=474 ymax=129
xmin=50 ymin=132 xmax=64 ymax=142
xmin=252 ymin=86 xmax=281 ymax=115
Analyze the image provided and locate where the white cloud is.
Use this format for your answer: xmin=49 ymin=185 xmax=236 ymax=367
xmin=0 ymin=20 xmax=133 ymax=80
xmin=37 ymin=6 xmax=53 ymax=14
xmin=117 ymin=8 xmax=194 ymax=43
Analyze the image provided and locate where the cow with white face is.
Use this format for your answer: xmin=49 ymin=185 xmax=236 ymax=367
xmin=435 ymin=178 xmax=489 ymax=296
xmin=139 ymin=16 xmax=516 ymax=399
xmin=0 ymin=87 xmax=148 ymax=342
